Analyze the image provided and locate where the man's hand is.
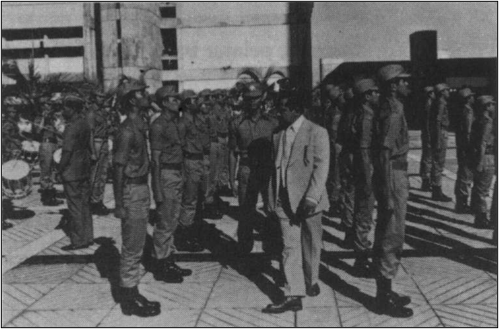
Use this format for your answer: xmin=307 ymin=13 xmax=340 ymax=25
xmin=298 ymin=199 xmax=317 ymax=218
xmin=114 ymin=206 xmax=126 ymax=219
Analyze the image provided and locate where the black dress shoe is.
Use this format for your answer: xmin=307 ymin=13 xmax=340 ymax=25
xmin=61 ymin=242 xmax=94 ymax=251
xmin=262 ymin=296 xmax=302 ymax=314
xmin=91 ymin=202 xmax=110 ymax=216
xmin=121 ymin=294 xmax=161 ymax=317
xmin=375 ymin=293 xmax=413 ymax=318
xmin=306 ymin=283 xmax=320 ymax=297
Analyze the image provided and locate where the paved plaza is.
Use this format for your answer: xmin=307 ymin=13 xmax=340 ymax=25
xmin=2 ymin=132 xmax=497 ymax=327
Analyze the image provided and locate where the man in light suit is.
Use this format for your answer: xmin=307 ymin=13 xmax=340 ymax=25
xmin=262 ymin=80 xmax=330 ymax=314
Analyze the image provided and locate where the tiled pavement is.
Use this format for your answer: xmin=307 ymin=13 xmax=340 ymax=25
xmin=2 ymin=132 xmax=497 ymax=327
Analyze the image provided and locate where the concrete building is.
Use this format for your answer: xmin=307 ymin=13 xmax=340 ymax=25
xmin=2 ymin=2 xmax=314 ymax=92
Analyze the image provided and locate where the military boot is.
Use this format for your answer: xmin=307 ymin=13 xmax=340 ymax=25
xmin=455 ymin=197 xmax=471 ymax=214
xmin=432 ymin=186 xmax=452 ymax=202
xmin=42 ymin=189 xmax=63 ymax=206
xmin=420 ymin=178 xmax=432 ymax=192
xmin=353 ymin=254 xmax=373 ymax=278
xmin=153 ymin=259 xmax=183 ymax=283
xmin=375 ymin=277 xmax=413 ymax=318
xmin=175 ymin=226 xmax=204 ymax=252
xmin=120 ymin=286 xmax=161 ymax=317
xmin=91 ymin=201 xmax=110 ymax=216
xmin=203 ymin=203 xmax=223 ymax=220
xmin=474 ymin=213 xmax=492 ymax=229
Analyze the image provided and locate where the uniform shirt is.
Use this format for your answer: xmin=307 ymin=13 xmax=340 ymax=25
xmin=180 ymin=112 xmax=214 ymax=155
xmin=230 ymin=112 xmax=278 ymax=167
xmin=352 ymin=103 xmax=375 ymax=184
xmin=61 ymin=117 xmax=92 ymax=181
xmin=421 ymin=97 xmax=433 ymax=141
xmin=113 ymin=115 xmax=150 ymax=178
xmin=150 ymin=113 xmax=185 ymax=164
xmin=337 ymin=105 xmax=356 ymax=152
xmin=211 ymin=103 xmax=231 ymax=135
xmin=455 ymin=104 xmax=474 ymax=152
xmin=432 ymin=97 xmax=450 ymax=130
xmin=87 ymin=105 xmax=109 ymax=139
xmin=323 ymin=104 xmax=342 ymax=143
xmin=375 ymin=96 xmax=409 ymax=159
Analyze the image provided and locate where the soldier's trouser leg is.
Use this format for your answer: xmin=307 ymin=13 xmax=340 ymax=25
xmin=454 ymin=152 xmax=473 ymax=201
xmin=471 ymin=155 xmax=495 ymax=214
xmin=431 ymin=131 xmax=448 ymax=187
xmin=491 ymin=181 xmax=497 ymax=238
xmin=202 ymin=154 xmax=212 ymax=205
xmin=373 ymin=167 xmax=408 ymax=280
xmin=327 ymin=143 xmax=341 ymax=204
xmin=39 ymin=142 xmax=57 ymax=190
xmin=120 ymin=183 xmax=150 ymax=288
xmin=219 ymin=139 xmax=230 ymax=187
xmin=419 ymin=136 xmax=432 ymax=180
xmin=63 ymin=179 xmax=94 ymax=246
xmin=90 ymin=140 xmax=110 ymax=203
xmin=207 ymin=143 xmax=219 ymax=205
xmin=179 ymin=159 xmax=203 ymax=228
xmin=153 ymin=168 xmax=182 ymax=260
xmin=353 ymin=185 xmax=375 ymax=251
xmin=237 ymin=165 xmax=261 ymax=252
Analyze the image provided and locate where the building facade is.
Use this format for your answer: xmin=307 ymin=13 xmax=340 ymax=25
xmin=2 ymin=2 xmax=314 ymax=92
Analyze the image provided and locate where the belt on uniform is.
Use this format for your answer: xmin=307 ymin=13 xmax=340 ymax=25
xmin=217 ymin=132 xmax=228 ymax=138
xmin=184 ymin=152 xmax=203 ymax=160
xmin=161 ymin=162 xmax=182 ymax=170
xmin=124 ymin=175 xmax=148 ymax=185
xmin=42 ymin=138 xmax=57 ymax=144
xmin=391 ymin=160 xmax=408 ymax=171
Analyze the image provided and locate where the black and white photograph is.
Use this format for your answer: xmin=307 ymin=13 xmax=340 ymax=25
xmin=1 ymin=1 xmax=497 ymax=327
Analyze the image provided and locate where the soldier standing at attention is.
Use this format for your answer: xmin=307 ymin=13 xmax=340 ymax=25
xmin=349 ymin=79 xmax=380 ymax=276
xmin=59 ymin=96 xmax=94 ymax=251
xmin=419 ymin=86 xmax=435 ymax=191
xmin=372 ymin=64 xmax=413 ymax=318
xmin=87 ymin=91 xmax=111 ymax=215
xmin=454 ymin=88 xmax=475 ymax=213
xmin=430 ymin=83 xmax=453 ymax=202
xmin=113 ymin=82 xmax=161 ymax=317
xmin=470 ymin=95 xmax=496 ymax=228
xmin=176 ymin=90 xmax=211 ymax=252
xmin=230 ymin=82 xmax=279 ymax=255
xmin=322 ymin=81 xmax=343 ymax=215
xmin=149 ymin=86 xmax=193 ymax=284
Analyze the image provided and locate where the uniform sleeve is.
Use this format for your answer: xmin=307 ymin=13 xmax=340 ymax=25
xmin=149 ymin=122 xmax=164 ymax=151
xmin=62 ymin=125 xmax=77 ymax=151
xmin=113 ymin=128 xmax=133 ymax=165
xmin=228 ymin=118 xmax=238 ymax=150
xmin=360 ymin=111 xmax=373 ymax=149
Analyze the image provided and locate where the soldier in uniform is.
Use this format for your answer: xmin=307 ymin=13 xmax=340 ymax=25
xmin=207 ymin=89 xmax=231 ymax=215
xmin=322 ymin=81 xmax=343 ymax=215
xmin=430 ymin=83 xmax=453 ymax=202
xmin=349 ymin=79 xmax=380 ymax=276
xmin=113 ymin=81 xmax=160 ymax=317
xmin=229 ymin=82 xmax=279 ymax=255
xmin=59 ymin=96 xmax=94 ymax=251
xmin=420 ymin=86 xmax=435 ymax=191
xmin=470 ymin=95 xmax=496 ymax=228
xmin=87 ymin=91 xmax=111 ymax=215
xmin=36 ymin=98 xmax=64 ymax=206
xmin=454 ymin=88 xmax=475 ymax=213
xmin=149 ymin=86 xmax=192 ymax=283
xmin=176 ymin=89 xmax=211 ymax=252
xmin=372 ymin=64 xmax=413 ymax=318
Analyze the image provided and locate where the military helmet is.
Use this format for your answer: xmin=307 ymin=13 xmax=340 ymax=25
xmin=353 ymin=79 xmax=378 ymax=95
xmin=377 ymin=64 xmax=410 ymax=82
xmin=242 ymin=82 xmax=265 ymax=98
xmin=434 ymin=83 xmax=450 ymax=93
xmin=155 ymin=85 xmax=179 ymax=101
xmin=117 ymin=80 xmax=148 ymax=99
xmin=180 ymin=89 xmax=197 ymax=101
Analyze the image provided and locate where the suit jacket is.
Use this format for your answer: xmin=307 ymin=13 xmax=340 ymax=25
xmin=268 ymin=117 xmax=330 ymax=215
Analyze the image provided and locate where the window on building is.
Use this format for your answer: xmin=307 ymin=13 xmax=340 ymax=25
xmin=161 ymin=29 xmax=177 ymax=56
xmin=162 ymin=80 xmax=179 ymax=92
xmin=162 ymin=59 xmax=178 ymax=70
xmin=160 ymin=6 xmax=176 ymax=18
xmin=2 ymin=27 xmax=83 ymax=41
